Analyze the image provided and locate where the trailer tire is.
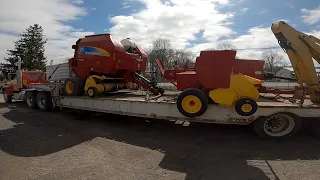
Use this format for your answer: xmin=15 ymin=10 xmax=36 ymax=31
xmin=253 ymin=113 xmax=302 ymax=139
xmin=235 ymin=98 xmax=258 ymax=116
xmin=64 ymin=77 xmax=85 ymax=96
xmin=36 ymin=92 xmax=53 ymax=112
xmin=26 ymin=91 xmax=37 ymax=109
xmin=177 ymin=88 xmax=208 ymax=117
xmin=308 ymin=120 xmax=320 ymax=139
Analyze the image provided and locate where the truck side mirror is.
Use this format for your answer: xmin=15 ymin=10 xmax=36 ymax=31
xmin=72 ymin=45 xmax=76 ymax=49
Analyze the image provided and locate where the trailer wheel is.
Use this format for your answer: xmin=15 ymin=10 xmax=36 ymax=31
xmin=308 ymin=120 xmax=320 ymax=139
xmin=3 ymin=92 xmax=12 ymax=103
xmin=235 ymin=98 xmax=258 ymax=116
xmin=36 ymin=92 xmax=53 ymax=112
xmin=64 ymin=77 xmax=85 ymax=96
xmin=177 ymin=88 xmax=208 ymax=117
xmin=253 ymin=113 xmax=302 ymax=139
xmin=26 ymin=91 xmax=37 ymax=109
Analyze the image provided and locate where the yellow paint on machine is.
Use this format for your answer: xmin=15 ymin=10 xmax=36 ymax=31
xmin=181 ymin=95 xmax=202 ymax=113
xmin=209 ymin=74 xmax=263 ymax=107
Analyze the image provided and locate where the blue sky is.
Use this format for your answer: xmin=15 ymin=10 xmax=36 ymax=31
xmin=0 ymin=0 xmax=320 ymax=64
xmin=69 ymin=0 xmax=319 ymax=35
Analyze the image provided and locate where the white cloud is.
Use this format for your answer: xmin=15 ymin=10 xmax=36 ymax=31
xmin=308 ymin=30 xmax=320 ymax=38
xmin=122 ymin=1 xmax=131 ymax=9
xmin=224 ymin=27 xmax=279 ymax=49
xmin=284 ymin=1 xmax=294 ymax=8
xmin=0 ymin=0 xmax=93 ymax=65
xmin=73 ymin=0 xmax=84 ymax=4
xmin=109 ymin=0 xmax=234 ymax=50
xmin=228 ymin=0 xmax=246 ymax=7
xmin=240 ymin=8 xmax=249 ymax=13
xmin=108 ymin=0 xmax=291 ymax=61
xmin=301 ymin=7 xmax=320 ymax=25
xmin=259 ymin=10 xmax=268 ymax=14
xmin=189 ymin=26 xmax=282 ymax=59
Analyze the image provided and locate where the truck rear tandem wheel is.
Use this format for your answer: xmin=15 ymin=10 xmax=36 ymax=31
xmin=25 ymin=91 xmax=53 ymax=111
xmin=36 ymin=91 xmax=53 ymax=112
xmin=25 ymin=91 xmax=37 ymax=109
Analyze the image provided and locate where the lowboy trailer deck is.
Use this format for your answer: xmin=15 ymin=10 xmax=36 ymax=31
xmin=21 ymin=82 xmax=320 ymax=140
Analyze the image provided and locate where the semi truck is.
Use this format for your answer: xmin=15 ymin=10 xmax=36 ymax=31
xmin=2 ymin=21 xmax=320 ymax=140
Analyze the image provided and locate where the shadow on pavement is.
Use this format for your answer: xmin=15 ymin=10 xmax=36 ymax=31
xmin=1 ymin=102 xmax=320 ymax=180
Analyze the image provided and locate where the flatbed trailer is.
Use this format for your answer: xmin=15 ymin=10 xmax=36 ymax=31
xmin=1 ymin=62 xmax=319 ymax=140
xmin=18 ymin=81 xmax=320 ymax=140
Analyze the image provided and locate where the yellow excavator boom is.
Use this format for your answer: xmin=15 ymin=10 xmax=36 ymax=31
xmin=271 ymin=21 xmax=320 ymax=103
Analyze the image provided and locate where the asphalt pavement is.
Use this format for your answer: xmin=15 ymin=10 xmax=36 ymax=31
xmin=1 ymin=97 xmax=320 ymax=180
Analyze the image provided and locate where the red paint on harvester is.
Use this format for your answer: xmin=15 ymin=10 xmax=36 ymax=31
xmin=233 ymin=59 xmax=265 ymax=80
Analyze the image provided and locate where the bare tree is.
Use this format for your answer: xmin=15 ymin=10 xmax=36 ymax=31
xmin=261 ymin=50 xmax=284 ymax=74
xmin=216 ymin=43 xmax=236 ymax=50
xmin=147 ymin=38 xmax=194 ymax=82
xmin=205 ymin=43 xmax=238 ymax=58
xmin=172 ymin=49 xmax=195 ymax=67
xmin=148 ymin=38 xmax=172 ymax=68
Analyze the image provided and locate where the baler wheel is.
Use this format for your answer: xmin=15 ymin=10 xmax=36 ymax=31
xmin=235 ymin=98 xmax=258 ymax=116
xmin=87 ymin=87 xmax=97 ymax=98
xmin=63 ymin=77 xmax=85 ymax=96
xmin=177 ymin=88 xmax=208 ymax=118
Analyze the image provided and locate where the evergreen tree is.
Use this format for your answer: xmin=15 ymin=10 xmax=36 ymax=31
xmin=1 ymin=24 xmax=47 ymax=74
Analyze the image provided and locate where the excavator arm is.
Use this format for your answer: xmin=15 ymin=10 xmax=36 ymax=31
xmin=271 ymin=21 xmax=320 ymax=103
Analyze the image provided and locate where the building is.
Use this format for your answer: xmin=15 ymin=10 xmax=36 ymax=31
xmin=276 ymin=67 xmax=320 ymax=82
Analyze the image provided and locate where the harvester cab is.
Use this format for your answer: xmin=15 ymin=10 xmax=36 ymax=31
xmin=121 ymin=38 xmax=137 ymax=54
xmin=64 ymin=33 xmax=163 ymax=98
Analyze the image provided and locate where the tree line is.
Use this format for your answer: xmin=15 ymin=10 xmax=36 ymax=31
xmin=0 ymin=24 xmax=286 ymax=81
xmin=146 ymin=39 xmax=286 ymax=82
xmin=0 ymin=24 xmax=47 ymax=80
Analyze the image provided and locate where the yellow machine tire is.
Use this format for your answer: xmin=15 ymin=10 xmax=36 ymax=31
xmin=177 ymin=88 xmax=208 ymax=118
xmin=87 ymin=87 xmax=97 ymax=98
xmin=63 ymin=77 xmax=85 ymax=96
xmin=235 ymin=98 xmax=258 ymax=116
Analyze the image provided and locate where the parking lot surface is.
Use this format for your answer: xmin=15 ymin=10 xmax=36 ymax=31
xmin=1 ymin=98 xmax=320 ymax=180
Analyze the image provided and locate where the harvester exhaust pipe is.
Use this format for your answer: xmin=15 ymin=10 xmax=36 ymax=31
xmin=16 ymin=57 xmax=23 ymax=89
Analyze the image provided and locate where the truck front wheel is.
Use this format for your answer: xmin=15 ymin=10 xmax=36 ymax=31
xmin=3 ymin=92 xmax=12 ymax=103
xmin=36 ymin=92 xmax=53 ymax=112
